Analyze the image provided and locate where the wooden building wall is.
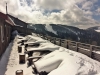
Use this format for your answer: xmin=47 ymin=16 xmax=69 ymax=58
xmin=0 ymin=18 xmax=12 ymax=58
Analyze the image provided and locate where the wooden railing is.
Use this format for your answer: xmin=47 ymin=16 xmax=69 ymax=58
xmin=38 ymin=34 xmax=100 ymax=62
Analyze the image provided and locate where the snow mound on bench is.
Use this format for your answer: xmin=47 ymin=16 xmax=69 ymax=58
xmin=34 ymin=47 xmax=100 ymax=75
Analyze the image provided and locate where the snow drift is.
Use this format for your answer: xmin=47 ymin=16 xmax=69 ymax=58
xmin=0 ymin=33 xmax=100 ymax=75
xmin=35 ymin=47 xmax=100 ymax=75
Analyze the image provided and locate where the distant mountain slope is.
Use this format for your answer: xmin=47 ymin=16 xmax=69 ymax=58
xmin=27 ymin=24 xmax=58 ymax=37
xmin=27 ymin=24 xmax=100 ymax=46
xmin=88 ymin=26 xmax=100 ymax=32
xmin=88 ymin=26 xmax=100 ymax=30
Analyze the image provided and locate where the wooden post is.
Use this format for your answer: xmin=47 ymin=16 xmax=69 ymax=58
xmin=42 ymin=35 xmax=45 ymax=39
xmin=50 ymin=38 xmax=54 ymax=43
xmin=16 ymin=70 xmax=23 ymax=75
xmin=61 ymin=39 xmax=65 ymax=47
xmin=49 ymin=36 xmax=51 ymax=42
xmin=45 ymin=35 xmax=48 ymax=40
xmin=47 ymin=36 xmax=48 ymax=40
xmin=19 ymin=54 xmax=25 ymax=64
xmin=55 ymin=38 xmax=61 ymax=46
xmin=48 ymin=36 xmax=51 ymax=41
xmin=53 ymin=37 xmax=56 ymax=44
xmin=59 ymin=39 xmax=61 ymax=46
xmin=58 ymin=38 xmax=60 ymax=46
xmin=46 ymin=36 xmax=48 ymax=40
xmin=90 ymin=45 xmax=93 ymax=58
xmin=40 ymin=34 xmax=43 ymax=38
xmin=66 ymin=40 xmax=70 ymax=49
xmin=76 ymin=42 xmax=79 ymax=52
xmin=63 ymin=40 xmax=67 ymax=48
xmin=45 ymin=37 xmax=47 ymax=40
xmin=0 ymin=26 xmax=2 ymax=57
xmin=18 ymin=46 xmax=22 ymax=53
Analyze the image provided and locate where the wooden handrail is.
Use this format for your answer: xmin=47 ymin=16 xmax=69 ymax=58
xmin=40 ymin=35 xmax=100 ymax=60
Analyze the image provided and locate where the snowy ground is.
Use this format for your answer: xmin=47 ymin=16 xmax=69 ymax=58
xmin=45 ymin=24 xmax=57 ymax=35
xmin=0 ymin=42 xmax=13 ymax=75
xmin=0 ymin=36 xmax=33 ymax=75
xmin=0 ymin=34 xmax=100 ymax=75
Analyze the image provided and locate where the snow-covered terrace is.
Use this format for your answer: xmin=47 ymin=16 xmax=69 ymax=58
xmin=0 ymin=33 xmax=100 ymax=75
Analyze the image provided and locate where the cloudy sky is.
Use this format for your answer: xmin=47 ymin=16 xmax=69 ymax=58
xmin=0 ymin=0 xmax=100 ymax=29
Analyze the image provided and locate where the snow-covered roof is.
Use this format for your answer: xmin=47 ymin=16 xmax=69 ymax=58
xmin=8 ymin=14 xmax=27 ymax=27
xmin=0 ymin=12 xmax=14 ymax=26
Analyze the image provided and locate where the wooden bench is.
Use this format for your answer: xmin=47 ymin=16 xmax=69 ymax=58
xmin=27 ymin=56 xmax=42 ymax=65
xmin=25 ymin=50 xmax=51 ymax=57
xmin=26 ymin=50 xmax=51 ymax=75
xmin=25 ymin=43 xmax=40 ymax=49
xmin=31 ymin=59 xmax=49 ymax=75
xmin=17 ymin=40 xmax=27 ymax=45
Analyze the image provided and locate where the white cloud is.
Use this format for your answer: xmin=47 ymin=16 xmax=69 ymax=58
xmin=46 ymin=5 xmax=98 ymax=26
xmin=96 ymin=8 xmax=100 ymax=15
xmin=81 ymin=0 xmax=98 ymax=10
xmin=82 ymin=1 xmax=93 ymax=10
xmin=97 ymin=8 xmax=100 ymax=12
xmin=0 ymin=0 xmax=99 ymax=28
xmin=36 ymin=0 xmax=68 ymax=10
xmin=84 ymin=10 xmax=93 ymax=15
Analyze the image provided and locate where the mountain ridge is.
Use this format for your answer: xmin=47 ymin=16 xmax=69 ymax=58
xmin=27 ymin=24 xmax=100 ymax=46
